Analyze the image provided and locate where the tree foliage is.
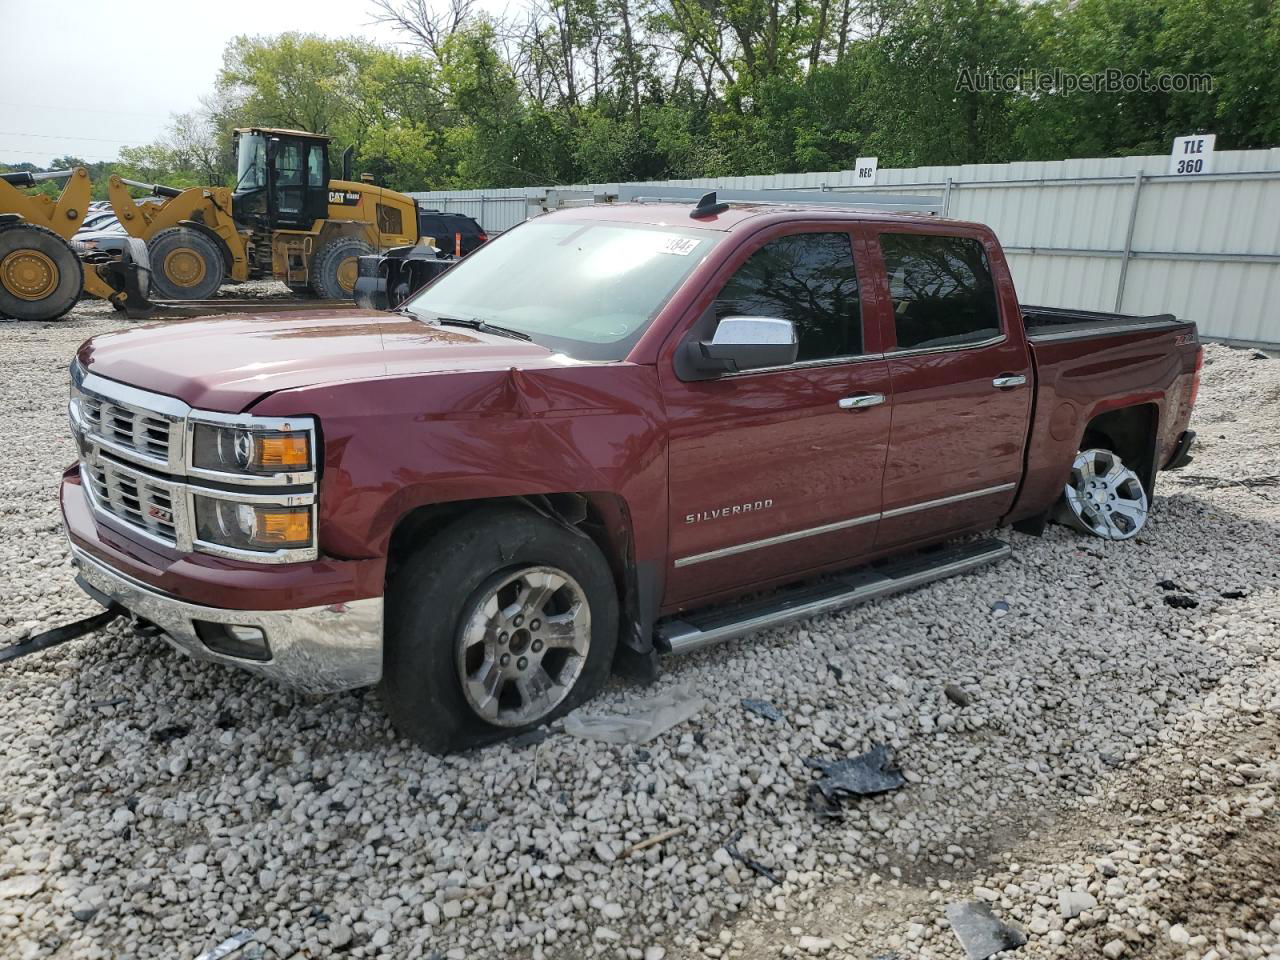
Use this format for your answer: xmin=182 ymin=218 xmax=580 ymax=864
xmin=3 ymin=0 xmax=1275 ymax=193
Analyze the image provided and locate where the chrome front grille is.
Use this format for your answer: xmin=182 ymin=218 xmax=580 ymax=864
xmin=79 ymin=394 xmax=173 ymax=463
xmin=82 ymin=458 xmax=180 ymax=546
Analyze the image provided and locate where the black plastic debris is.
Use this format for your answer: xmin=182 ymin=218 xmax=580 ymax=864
xmin=990 ymin=600 xmax=1010 ymax=616
xmin=827 ymin=662 xmax=844 ymax=682
xmin=509 ymin=727 xmax=550 ymax=749
xmin=0 ymin=607 xmax=123 ymax=664
xmin=1156 ymin=579 xmax=1181 ymax=591
xmin=946 ymin=901 xmax=1027 ymax=960
xmin=805 ymin=744 xmax=906 ymax=815
xmin=741 ymin=699 xmax=784 ymax=722
xmin=724 ymin=829 xmax=781 ymax=885
xmin=944 ymin=684 xmax=973 ymax=707
xmin=1164 ymin=595 xmax=1199 ymax=609
xmin=151 ymin=723 xmax=191 ymax=744
xmin=88 ymin=697 xmax=128 ymax=709
xmin=1220 ymin=590 xmax=1247 ymax=600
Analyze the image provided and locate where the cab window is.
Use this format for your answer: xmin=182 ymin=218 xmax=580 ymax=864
xmin=880 ymin=233 xmax=1001 ymax=350
xmin=713 ymin=232 xmax=862 ymax=362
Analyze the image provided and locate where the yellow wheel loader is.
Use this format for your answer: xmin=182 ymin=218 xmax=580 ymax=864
xmin=108 ymin=128 xmax=419 ymax=300
xmin=0 ymin=168 xmax=149 ymax=320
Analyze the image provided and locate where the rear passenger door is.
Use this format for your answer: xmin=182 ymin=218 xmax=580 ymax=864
xmin=662 ymin=226 xmax=892 ymax=606
xmin=865 ymin=227 xmax=1031 ymax=548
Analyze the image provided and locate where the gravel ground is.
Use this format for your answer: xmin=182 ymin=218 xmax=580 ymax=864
xmin=1 ymin=300 xmax=1277 ymax=960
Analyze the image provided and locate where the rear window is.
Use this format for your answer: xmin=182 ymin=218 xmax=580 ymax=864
xmin=879 ymin=234 xmax=1001 ymax=350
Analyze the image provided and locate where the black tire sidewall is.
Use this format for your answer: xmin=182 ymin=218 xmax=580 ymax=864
xmin=310 ymin=238 xmax=373 ymax=299
xmin=382 ymin=507 xmax=619 ymax=753
xmin=0 ymin=223 xmax=83 ymax=321
xmin=148 ymin=227 xmax=224 ymax=300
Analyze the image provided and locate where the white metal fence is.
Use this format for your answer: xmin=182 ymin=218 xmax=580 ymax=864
xmin=411 ymin=148 xmax=1280 ymax=346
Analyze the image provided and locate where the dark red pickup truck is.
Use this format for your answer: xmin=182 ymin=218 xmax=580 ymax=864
xmin=62 ymin=196 xmax=1202 ymax=751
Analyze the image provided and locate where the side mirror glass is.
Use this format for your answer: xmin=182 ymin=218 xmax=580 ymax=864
xmin=689 ymin=316 xmax=799 ymax=374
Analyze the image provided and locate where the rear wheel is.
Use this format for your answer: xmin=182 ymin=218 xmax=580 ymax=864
xmin=0 ymin=221 xmax=83 ymax=321
xmin=310 ymin=237 xmax=372 ymax=299
xmin=382 ymin=507 xmax=618 ymax=753
xmin=1060 ymin=447 xmax=1150 ymax=540
xmin=148 ymin=227 xmax=224 ymax=300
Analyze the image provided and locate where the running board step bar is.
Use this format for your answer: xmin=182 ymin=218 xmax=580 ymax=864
xmin=656 ymin=538 xmax=1011 ymax=656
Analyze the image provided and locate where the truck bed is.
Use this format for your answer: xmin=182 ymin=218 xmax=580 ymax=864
xmin=1023 ymin=305 xmax=1184 ymax=343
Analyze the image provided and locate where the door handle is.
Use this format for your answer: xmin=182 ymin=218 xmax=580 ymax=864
xmin=838 ymin=393 xmax=886 ymax=410
xmin=992 ymin=375 xmax=1027 ymax=389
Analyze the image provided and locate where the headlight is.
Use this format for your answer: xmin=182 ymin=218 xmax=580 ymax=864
xmin=194 ymin=496 xmax=313 ymax=553
xmin=191 ymin=421 xmax=313 ymax=476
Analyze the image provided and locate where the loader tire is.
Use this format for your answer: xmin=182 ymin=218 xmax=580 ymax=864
xmin=311 ymin=237 xmax=372 ymax=299
xmin=148 ymin=227 xmax=224 ymax=300
xmin=0 ymin=221 xmax=83 ymax=321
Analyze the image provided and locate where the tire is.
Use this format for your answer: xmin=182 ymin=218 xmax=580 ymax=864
xmin=382 ymin=507 xmax=619 ymax=753
xmin=0 ymin=221 xmax=83 ymax=321
xmin=147 ymin=227 xmax=224 ymax=300
xmin=1058 ymin=447 xmax=1150 ymax=540
xmin=286 ymin=284 xmax=318 ymax=298
xmin=310 ymin=237 xmax=372 ymax=299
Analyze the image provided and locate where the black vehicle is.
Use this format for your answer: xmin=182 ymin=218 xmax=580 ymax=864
xmin=417 ymin=209 xmax=488 ymax=257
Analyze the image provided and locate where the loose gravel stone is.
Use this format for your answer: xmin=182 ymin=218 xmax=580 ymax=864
xmin=1 ymin=307 xmax=1278 ymax=960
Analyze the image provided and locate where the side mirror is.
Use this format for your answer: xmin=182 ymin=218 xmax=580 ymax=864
xmin=688 ymin=316 xmax=799 ymax=374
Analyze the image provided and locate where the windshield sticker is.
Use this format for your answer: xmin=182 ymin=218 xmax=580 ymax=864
xmin=658 ymin=235 xmax=702 ymax=256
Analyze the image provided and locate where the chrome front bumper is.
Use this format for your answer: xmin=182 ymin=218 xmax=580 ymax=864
xmin=70 ymin=544 xmax=383 ymax=693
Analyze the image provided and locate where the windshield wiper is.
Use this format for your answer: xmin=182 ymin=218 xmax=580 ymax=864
xmin=432 ymin=316 xmax=532 ymax=342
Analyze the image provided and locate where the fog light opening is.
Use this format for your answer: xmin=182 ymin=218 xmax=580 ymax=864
xmin=195 ymin=621 xmax=272 ymax=661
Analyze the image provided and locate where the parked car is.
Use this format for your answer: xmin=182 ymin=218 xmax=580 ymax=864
xmin=61 ymin=195 xmax=1200 ymax=752
xmin=417 ymin=209 xmax=487 ymax=256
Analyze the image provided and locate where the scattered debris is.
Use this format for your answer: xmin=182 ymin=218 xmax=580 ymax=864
xmin=619 ymin=824 xmax=689 ymax=858
xmin=151 ymin=723 xmax=191 ymax=744
xmin=944 ymin=683 xmax=973 ymax=707
xmin=194 ymin=930 xmax=256 ymax=960
xmin=1156 ymin=579 xmax=1181 ymax=591
xmin=71 ymin=906 xmax=99 ymax=923
xmin=990 ymin=600 xmax=1010 ymax=617
xmin=0 ymin=607 xmax=123 ymax=664
xmin=88 ymin=696 xmax=128 ymax=709
xmin=725 ymin=829 xmax=781 ymax=885
xmin=509 ymin=727 xmax=550 ymax=749
xmin=805 ymin=744 xmax=906 ymax=815
xmin=1252 ymin=350 xmax=1271 ymax=360
xmin=563 ymin=684 xmax=704 ymax=744
xmin=826 ymin=662 xmax=844 ymax=681
xmin=1164 ymin=595 xmax=1199 ymax=609
xmin=741 ymin=698 xmax=784 ymax=722
xmin=946 ymin=901 xmax=1027 ymax=960
xmin=1220 ymin=589 xmax=1247 ymax=599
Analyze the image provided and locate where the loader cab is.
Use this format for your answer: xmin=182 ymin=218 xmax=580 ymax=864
xmin=232 ymin=128 xmax=330 ymax=231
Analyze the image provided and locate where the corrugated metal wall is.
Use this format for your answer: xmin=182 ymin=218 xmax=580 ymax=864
xmin=410 ymin=148 xmax=1280 ymax=345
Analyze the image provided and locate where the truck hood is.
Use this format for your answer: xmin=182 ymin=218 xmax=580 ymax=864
xmin=77 ymin=309 xmax=559 ymax=411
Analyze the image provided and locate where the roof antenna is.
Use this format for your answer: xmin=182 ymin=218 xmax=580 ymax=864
xmin=690 ymin=190 xmax=730 ymax=219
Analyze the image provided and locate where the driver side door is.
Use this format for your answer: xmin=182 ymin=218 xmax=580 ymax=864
xmin=660 ymin=225 xmax=892 ymax=607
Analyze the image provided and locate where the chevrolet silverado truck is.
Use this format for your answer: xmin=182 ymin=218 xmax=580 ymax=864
xmin=62 ymin=191 xmax=1202 ymax=752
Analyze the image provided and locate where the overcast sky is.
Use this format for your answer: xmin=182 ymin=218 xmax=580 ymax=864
xmin=0 ymin=0 xmax=511 ymax=167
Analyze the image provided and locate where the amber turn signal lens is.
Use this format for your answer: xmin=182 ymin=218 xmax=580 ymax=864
xmin=257 ymin=435 xmax=310 ymax=469
xmin=256 ymin=508 xmax=312 ymax=545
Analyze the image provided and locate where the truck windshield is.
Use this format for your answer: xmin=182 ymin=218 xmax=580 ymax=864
xmin=404 ymin=219 xmax=720 ymax=361
xmin=235 ymin=133 xmax=268 ymax=192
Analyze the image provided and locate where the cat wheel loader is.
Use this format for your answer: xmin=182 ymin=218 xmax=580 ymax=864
xmin=107 ymin=128 xmax=418 ymax=300
xmin=0 ymin=168 xmax=150 ymax=321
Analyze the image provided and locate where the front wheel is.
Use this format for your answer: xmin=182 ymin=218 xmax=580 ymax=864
xmin=310 ymin=237 xmax=372 ymax=299
xmin=1060 ymin=447 xmax=1150 ymax=540
xmin=382 ymin=507 xmax=618 ymax=753
xmin=148 ymin=227 xmax=224 ymax=300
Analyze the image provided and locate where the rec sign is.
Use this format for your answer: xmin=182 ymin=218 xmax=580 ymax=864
xmin=1169 ymin=134 xmax=1215 ymax=176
